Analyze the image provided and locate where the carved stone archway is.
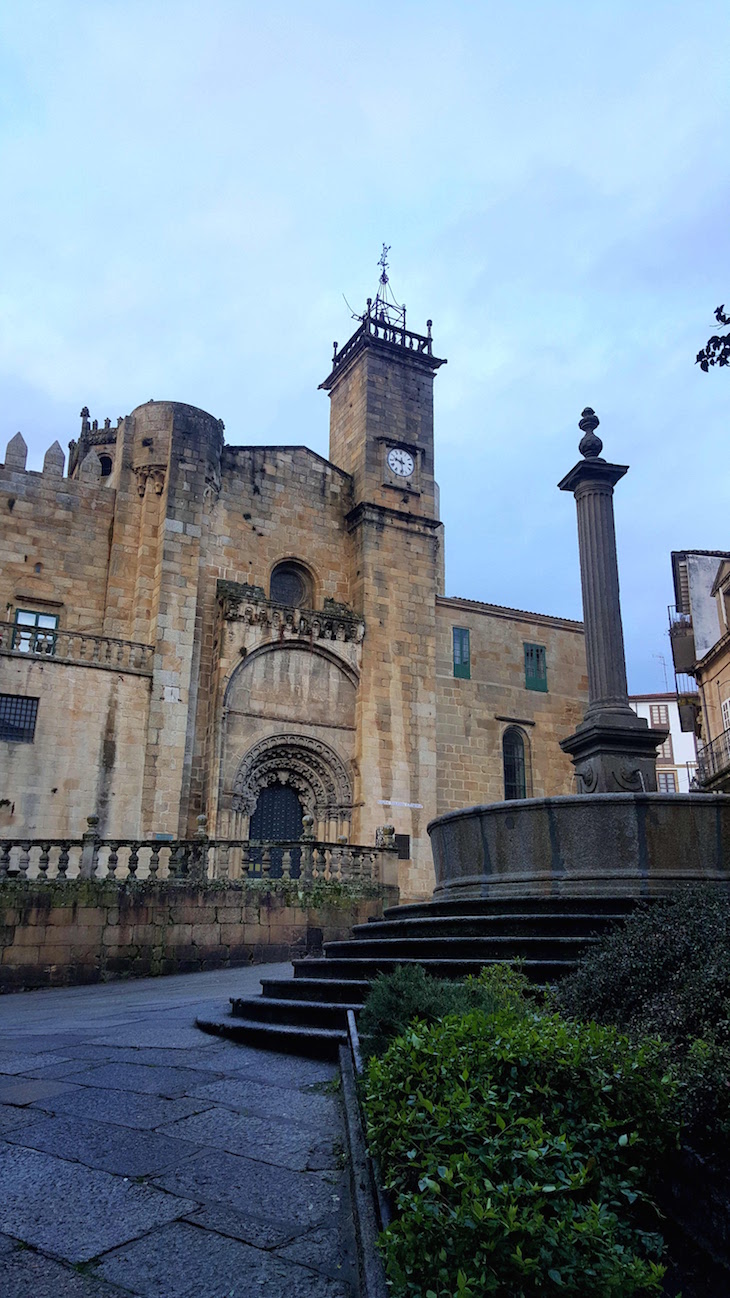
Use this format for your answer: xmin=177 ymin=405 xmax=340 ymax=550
xmin=230 ymin=734 xmax=353 ymax=841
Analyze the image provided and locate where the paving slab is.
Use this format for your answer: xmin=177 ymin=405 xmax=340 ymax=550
xmin=182 ymin=1203 xmax=301 ymax=1250
xmin=0 ymin=1145 xmax=198 ymax=1262
xmin=96 ymin=1219 xmax=353 ymax=1297
xmin=188 ymin=1075 xmax=340 ymax=1128
xmin=6 ymin=1112 xmax=204 ymax=1177
xmin=187 ymin=1042 xmax=338 ymax=1087
xmin=152 ymin=1146 xmax=344 ymax=1229
xmin=61 ymin=1060 xmax=227 ymax=1097
xmin=25 ymin=1058 xmax=104 ymax=1080
xmin=159 ymin=1104 xmax=342 ymax=1172
xmin=31 ymin=1084 xmax=214 ymax=1130
xmin=0 ymin=1244 xmax=126 ymax=1297
xmin=0 ymin=1076 xmax=79 ymax=1106
xmin=275 ymin=1223 xmax=359 ymax=1286
xmin=0 ymin=1051 xmax=73 ymax=1075
xmin=0 ymin=1104 xmax=49 ymax=1135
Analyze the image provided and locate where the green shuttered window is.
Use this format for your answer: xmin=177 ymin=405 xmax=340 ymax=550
xmin=524 ymin=642 xmax=547 ymax=692
xmin=453 ymin=627 xmax=470 ymax=679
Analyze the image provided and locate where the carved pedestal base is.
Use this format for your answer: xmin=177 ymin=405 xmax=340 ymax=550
xmin=560 ymin=710 xmax=668 ymax=794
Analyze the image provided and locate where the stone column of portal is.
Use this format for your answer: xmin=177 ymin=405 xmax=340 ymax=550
xmin=558 ymin=408 xmax=667 ymax=793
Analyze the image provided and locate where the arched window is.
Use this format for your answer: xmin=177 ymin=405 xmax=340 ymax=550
xmin=503 ymin=727 xmax=527 ymax=800
xmin=99 ymin=454 xmax=113 ymax=478
xmin=270 ymin=561 xmax=313 ymax=608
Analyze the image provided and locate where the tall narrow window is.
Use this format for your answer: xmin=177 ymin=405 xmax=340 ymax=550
xmin=503 ymin=727 xmax=527 ymax=800
xmin=524 ymin=643 xmax=547 ymax=692
xmin=722 ymin=698 xmax=730 ymax=735
xmin=453 ymin=627 xmax=470 ymax=679
xmin=12 ymin=609 xmax=58 ymax=655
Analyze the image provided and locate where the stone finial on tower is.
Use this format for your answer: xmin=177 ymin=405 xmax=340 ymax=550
xmin=4 ymin=432 xmax=27 ymax=470
xmin=43 ymin=440 xmax=65 ymax=477
xmin=558 ymin=407 xmax=667 ymax=793
xmin=80 ymin=407 xmax=90 ymax=435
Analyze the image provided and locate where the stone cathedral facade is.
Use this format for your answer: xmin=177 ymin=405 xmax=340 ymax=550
xmin=0 ymin=294 xmax=588 ymax=899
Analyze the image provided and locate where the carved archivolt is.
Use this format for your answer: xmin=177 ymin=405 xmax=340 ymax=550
xmin=232 ymin=734 xmax=353 ymax=819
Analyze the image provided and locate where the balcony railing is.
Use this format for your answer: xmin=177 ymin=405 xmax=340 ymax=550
xmin=0 ymin=825 xmax=398 ymax=887
xmin=697 ymin=727 xmax=730 ymax=785
xmin=668 ymin=606 xmax=696 ymax=674
xmin=0 ymin=621 xmax=154 ymax=675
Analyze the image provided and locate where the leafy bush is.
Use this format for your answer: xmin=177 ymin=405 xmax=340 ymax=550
xmin=553 ymin=887 xmax=730 ymax=1147
xmin=358 ymin=963 xmax=530 ymax=1059
xmin=363 ymin=1008 xmax=675 ymax=1297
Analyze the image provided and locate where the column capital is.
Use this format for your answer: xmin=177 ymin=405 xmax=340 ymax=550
xmin=557 ymin=457 xmax=628 ymax=494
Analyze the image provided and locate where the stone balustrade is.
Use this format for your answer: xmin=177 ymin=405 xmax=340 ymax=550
xmin=0 ymin=830 xmax=398 ymax=887
xmin=0 ymin=621 xmax=154 ymax=675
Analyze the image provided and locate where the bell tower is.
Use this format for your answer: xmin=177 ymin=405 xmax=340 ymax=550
xmin=320 ymin=252 xmax=447 ymax=898
xmin=320 ymin=247 xmax=446 ymax=519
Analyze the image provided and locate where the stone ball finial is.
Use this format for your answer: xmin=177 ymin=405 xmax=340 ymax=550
xmin=578 ymin=407 xmax=603 ymax=459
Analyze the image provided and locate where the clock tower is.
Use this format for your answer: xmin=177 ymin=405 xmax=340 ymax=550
xmin=319 ymin=252 xmax=447 ymax=896
xmin=320 ymin=250 xmax=445 ymax=518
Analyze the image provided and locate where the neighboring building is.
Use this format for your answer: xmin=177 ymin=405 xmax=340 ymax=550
xmin=669 ymin=550 xmax=730 ymax=792
xmin=629 ymin=693 xmax=698 ymax=792
xmin=0 ymin=273 xmax=588 ymax=898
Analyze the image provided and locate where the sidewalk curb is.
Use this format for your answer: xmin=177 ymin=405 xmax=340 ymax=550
xmin=339 ymin=1014 xmax=390 ymax=1298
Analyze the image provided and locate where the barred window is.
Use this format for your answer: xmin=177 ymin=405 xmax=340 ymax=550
xmin=0 ymin=695 xmax=39 ymax=742
xmin=524 ymin=643 xmax=547 ymax=692
xmin=503 ymin=726 xmax=528 ymax=800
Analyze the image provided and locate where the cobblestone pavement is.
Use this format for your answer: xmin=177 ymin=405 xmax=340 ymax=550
xmin=0 ymin=965 xmax=358 ymax=1297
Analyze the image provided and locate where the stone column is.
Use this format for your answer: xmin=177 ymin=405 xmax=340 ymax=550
xmin=558 ymin=409 xmax=667 ymax=793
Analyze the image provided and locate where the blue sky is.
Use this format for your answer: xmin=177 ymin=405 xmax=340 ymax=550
xmin=1 ymin=1 xmax=729 ymax=692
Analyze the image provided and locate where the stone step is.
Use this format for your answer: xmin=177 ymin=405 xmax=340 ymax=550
xmin=323 ymin=934 xmax=598 ymax=961
xmin=196 ymin=1013 xmax=344 ymax=1060
xmin=230 ymin=995 xmax=363 ymax=1029
xmin=355 ymin=912 xmax=624 ymax=940
xmin=292 ymin=956 xmax=577 ymax=982
xmin=382 ymin=895 xmax=637 ymax=921
xmin=261 ymin=977 xmax=371 ymax=1003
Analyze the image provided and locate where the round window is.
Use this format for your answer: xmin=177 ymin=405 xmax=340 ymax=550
xmin=270 ymin=563 xmax=311 ymax=607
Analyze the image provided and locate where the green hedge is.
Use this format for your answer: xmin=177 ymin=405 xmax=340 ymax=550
xmin=554 ymin=886 xmax=730 ymax=1150
xmin=363 ymin=1006 xmax=675 ymax=1297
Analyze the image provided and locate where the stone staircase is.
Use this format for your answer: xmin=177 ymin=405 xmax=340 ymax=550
xmin=196 ymin=894 xmax=634 ymax=1057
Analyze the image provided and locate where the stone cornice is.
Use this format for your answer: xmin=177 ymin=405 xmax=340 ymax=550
xmin=345 ymin=500 xmax=442 ymax=536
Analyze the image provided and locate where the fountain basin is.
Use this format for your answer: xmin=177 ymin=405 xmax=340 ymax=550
xmin=428 ymin=793 xmax=730 ymax=901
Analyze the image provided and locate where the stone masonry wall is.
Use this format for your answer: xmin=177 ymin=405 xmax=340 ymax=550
xmin=0 ymin=659 xmax=150 ymax=838
xmin=0 ymin=457 xmax=116 ymax=632
xmin=435 ymin=597 xmax=588 ymax=811
xmin=0 ymin=879 xmax=398 ymax=992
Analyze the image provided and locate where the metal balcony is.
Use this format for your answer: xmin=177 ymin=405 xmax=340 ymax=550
xmin=697 ymin=726 xmax=730 ymax=786
xmin=668 ymin=605 xmax=696 ymax=674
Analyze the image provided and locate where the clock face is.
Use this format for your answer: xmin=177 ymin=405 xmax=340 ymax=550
xmin=387 ymin=447 xmax=415 ymax=478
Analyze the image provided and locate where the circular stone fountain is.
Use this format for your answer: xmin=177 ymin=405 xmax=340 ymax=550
xmin=428 ymin=792 xmax=730 ymax=902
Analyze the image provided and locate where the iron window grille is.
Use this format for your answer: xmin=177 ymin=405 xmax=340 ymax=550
xmin=524 ymin=642 xmax=547 ymax=692
xmin=453 ymin=627 xmax=470 ymax=679
xmin=0 ymin=694 xmax=39 ymax=743
xmin=503 ymin=727 xmax=527 ymax=799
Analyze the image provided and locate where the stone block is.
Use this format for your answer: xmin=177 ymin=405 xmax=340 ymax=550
xmin=190 ymin=923 xmax=219 ymax=946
